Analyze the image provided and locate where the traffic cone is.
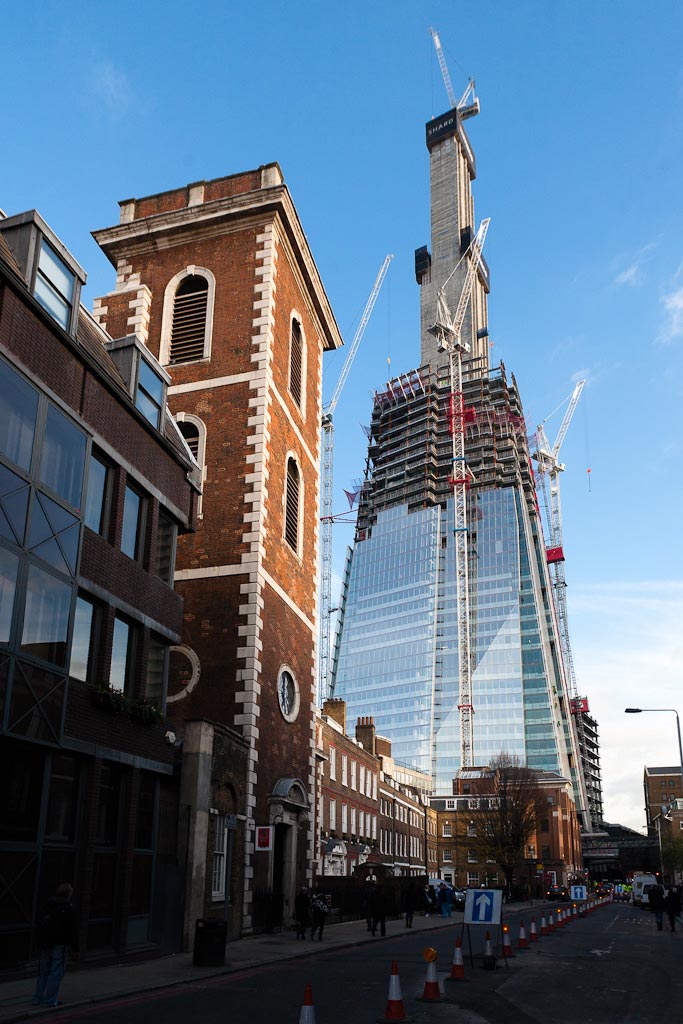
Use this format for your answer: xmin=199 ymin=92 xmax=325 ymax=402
xmin=556 ymin=908 xmax=564 ymax=928
xmin=540 ymin=913 xmax=548 ymax=936
xmin=482 ymin=930 xmax=496 ymax=970
xmin=416 ymin=957 xmax=443 ymax=1002
xmin=529 ymin=918 xmax=539 ymax=943
xmin=502 ymin=924 xmax=515 ymax=958
xmin=572 ymin=904 xmax=578 ymax=920
xmin=518 ymin=920 xmax=528 ymax=949
xmin=547 ymin=910 xmax=555 ymax=932
xmin=446 ymin=937 xmax=466 ymax=980
xmin=377 ymin=961 xmax=412 ymax=1023
xmin=299 ymin=984 xmax=316 ymax=1024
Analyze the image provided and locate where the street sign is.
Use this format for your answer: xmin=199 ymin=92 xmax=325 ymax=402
xmin=570 ymin=885 xmax=587 ymax=901
xmin=464 ymin=888 xmax=503 ymax=925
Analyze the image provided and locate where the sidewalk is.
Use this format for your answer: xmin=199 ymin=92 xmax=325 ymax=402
xmin=0 ymin=910 xmax=468 ymax=1023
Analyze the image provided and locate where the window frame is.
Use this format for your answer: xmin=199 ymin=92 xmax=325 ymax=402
xmin=109 ymin=615 xmax=137 ymax=695
xmin=212 ymin=814 xmax=228 ymax=901
xmin=135 ymin=356 xmax=165 ymax=430
xmin=84 ymin=451 xmax=112 ymax=537
xmin=121 ymin=483 xmax=146 ymax=562
xmin=33 ymin=238 xmax=77 ymax=333
xmin=284 ymin=454 xmax=302 ymax=556
xmin=155 ymin=508 xmax=177 ymax=585
xmin=159 ymin=266 xmax=216 ymax=366
xmin=288 ymin=313 xmax=306 ymax=412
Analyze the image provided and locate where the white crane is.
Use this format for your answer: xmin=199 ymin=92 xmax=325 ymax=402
xmin=429 ymin=27 xmax=480 ymax=118
xmin=318 ymin=255 xmax=393 ymax=704
xmin=428 ymin=218 xmax=490 ymax=770
xmin=533 ymin=381 xmax=592 ymax=830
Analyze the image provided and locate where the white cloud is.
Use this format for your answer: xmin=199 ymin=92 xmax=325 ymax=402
xmin=88 ymin=59 xmax=133 ymax=116
xmin=569 ymin=581 xmax=683 ymax=831
xmin=613 ymin=242 xmax=656 ymax=288
xmin=658 ymin=286 xmax=683 ymax=344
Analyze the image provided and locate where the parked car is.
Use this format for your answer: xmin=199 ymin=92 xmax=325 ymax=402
xmin=451 ymin=888 xmax=466 ymax=909
xmin=545 ymin=884 xmax=569 ymax=901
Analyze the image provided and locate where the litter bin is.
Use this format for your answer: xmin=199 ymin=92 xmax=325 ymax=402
xmin=193 ymin=918 xmax=227 ymax=966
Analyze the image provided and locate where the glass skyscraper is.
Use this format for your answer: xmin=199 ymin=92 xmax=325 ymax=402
xmin=331 ymin=98 xmax=587 ymax=815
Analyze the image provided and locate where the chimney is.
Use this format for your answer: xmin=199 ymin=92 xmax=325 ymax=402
xmin=322 ymin=698 xmax=346 ymax=734
xmin=355 ymin=716 xmax=376 ymax=757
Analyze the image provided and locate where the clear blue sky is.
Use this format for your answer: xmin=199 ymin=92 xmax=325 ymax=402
xmin=5 ymin=0 xmax=683 ymax=831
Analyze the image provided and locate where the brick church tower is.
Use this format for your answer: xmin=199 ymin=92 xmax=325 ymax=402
xmin=92 ymin=165 xmax=342 ymax=931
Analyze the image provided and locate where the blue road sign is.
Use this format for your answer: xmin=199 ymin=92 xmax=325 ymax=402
xmin=570 ymin=885 xmax=587 ymax=901
xmin=464 ymin=888 xmax=502 ymax=925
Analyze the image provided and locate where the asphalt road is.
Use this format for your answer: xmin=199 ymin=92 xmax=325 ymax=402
xmin=47 ymin=904 xmax=683 ymax=1024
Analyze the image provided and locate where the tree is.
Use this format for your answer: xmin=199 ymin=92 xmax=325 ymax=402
xmin=465 ymin=754 xmax=545 ymax=899
xmin=661 ymin=837 xmax=683 ymax=880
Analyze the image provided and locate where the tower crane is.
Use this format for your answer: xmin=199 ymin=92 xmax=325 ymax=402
xmin=533 ymin=380 xmax=592 ymax=830
xmin=428 ymin=218 xmax=490 ymax=770
xmin=429 ymin=27 xmax=480 ymax=118
xmin=318 ymin=254 xmax=393 ymax=704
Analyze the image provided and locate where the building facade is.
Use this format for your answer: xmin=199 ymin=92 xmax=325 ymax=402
xmin=92 ymin=166 xmax=343 ymax=938
xmin=0 ymin=211 xmax=198 ymax=968
xmin=332 ymin=96 xmax=587 ymax=819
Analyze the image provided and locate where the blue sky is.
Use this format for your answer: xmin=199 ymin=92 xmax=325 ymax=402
xmin=5 ymin=0 xmax=683 ymax=832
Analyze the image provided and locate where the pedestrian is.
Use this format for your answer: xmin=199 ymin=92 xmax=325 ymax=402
xmin=665 ymin=885 xmax=682 ymax=933
xmin=648 ymin=881 xmax=665 ymax=931
xmin=32 ymin=882 xmax=78 ymax=1008
xmin=437 ymin=882 xmax=449 ymax=918
xmin=404 ymin=879 xmax=418 ymax=928
xmin=310 ymin=889 xmax=328 ymax=941
xmin=294 ymin=885 xmax=310 ymax=940
xmin=371 ymin=882 xmax=386 ymax=937
xmin=423 ymin=883 xmax=435 ymax=917
xmin=361 ymin=878 xmax=375 ymax=932
xmin=444 ymin=883 xmax=455 ymax=918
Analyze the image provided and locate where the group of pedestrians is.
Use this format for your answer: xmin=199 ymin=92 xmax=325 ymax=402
xmin=294 ymin=886 xmax=329 ymax=941
xmin=646 ymin=882 xmax=682 ymax=932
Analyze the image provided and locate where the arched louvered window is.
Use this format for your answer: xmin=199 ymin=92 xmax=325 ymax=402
xmin=289 ymin=317 xmax=303 ymax=407
xmin=178 ymin=421 xmax=199 ymax=461
xmin=284 ymin=457 xmax=301 ymax=552
xmin=169 ymin=275 xmax=209 ymax=364
xmin=176 ymin=414 xmax=206 ymax=518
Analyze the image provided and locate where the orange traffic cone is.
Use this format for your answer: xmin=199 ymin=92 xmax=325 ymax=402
xmin=502 ymin=924 xmax=515 ymax=958
xmin=556 ymin=908 xmax=564 ymax=928
xmin=299 ymin=984 xmax=316 ymax=1024
xmin=547 ymin=910 xmax=555 ymax=932
xmin=446 ymin=937 xmax=466 ymax=980
xmin=482 ymin=930 xmax=496 ymax=970
xmin=518 ymin=920 xmax=528 ymax=949
xmin=540 ymin=913 xmax=548 ymax=936
xmin=529 ymin=918 xmax=539 ymax=942
xmin=416 ymin=954 xmax=443 ymax=1003
xmin=377 ymin=961 xmax=412 ymax=1023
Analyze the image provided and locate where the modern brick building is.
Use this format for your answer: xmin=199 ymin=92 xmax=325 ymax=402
xmin=0 ymin=210 xmax=199 ymax=968
xmin=92 ymin=166 xmax=343 ymax=938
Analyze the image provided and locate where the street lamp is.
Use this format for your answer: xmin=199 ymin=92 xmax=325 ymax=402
xmin=624 ymin=707 xmax=683 ymax=785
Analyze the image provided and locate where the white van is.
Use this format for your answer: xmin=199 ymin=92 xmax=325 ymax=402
xmin=631 ymin=873 xmax=659 ymax=907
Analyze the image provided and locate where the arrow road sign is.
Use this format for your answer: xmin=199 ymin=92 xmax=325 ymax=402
xmin=464 ymin=888 xmax=502 ymax=925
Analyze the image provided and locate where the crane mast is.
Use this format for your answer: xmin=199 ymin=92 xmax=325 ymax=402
xmin=318 ymin=255 xmax=393 ymax=704
xmin=534 ymin=381 xmax=592 ymax=829
xmin=428 ymin=218 xmax=490 ymax=770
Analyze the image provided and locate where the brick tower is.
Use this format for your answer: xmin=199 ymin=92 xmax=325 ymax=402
xmin=93 ymin=165 xmax=342 ymax=931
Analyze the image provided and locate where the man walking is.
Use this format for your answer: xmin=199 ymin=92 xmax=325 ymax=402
xmin=33 ymin=883 xmax=78 ymax=1007
xmin=648 ymin=881 xmax=665 ymax=931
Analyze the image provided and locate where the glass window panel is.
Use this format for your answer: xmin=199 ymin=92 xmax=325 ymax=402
xmin=138 ymin=360 xmax=164 ymax=404
xmin=121 ymin=487 xmax=141 ymax=560
xmin=84 ymin=455 xmax=108 ymax=533
xmin=95 ymin=766 xmax=120 ymax=847
xmin=31 ymin=538 xmax=69 ymax=575
xmin=38 ymin=241 xmax=75 ymax=303
xmin=33 ymin=276 xmax=70 ymax=329
xmin=155 ymin=511 xmax=176 ymax=583
xmin=2 ymin=485 xmax=30 ymax=546
xmin=28 ymin=499 xmax=53 ymax=547
xmin=39 ymin=406 xmax=86 ymax=509
xmin=146 ymin=637 xmax=166 ymax=706
xmin=135 ymin=388 xmax=160 ymax=428
xmin=0 ymin=361 xmax=38 ymax=470
xmin=20 ymin=564 xmax=72 ymax=666
xmin=69 ymin=596 xmax=94 ymax=682
xmin=0 ymin=546 xmax=19 ymax=643
xmin=110 ymin=617 xmax=130 ymax=693
xmin=45 ymin=755 xmax=78 ymax=842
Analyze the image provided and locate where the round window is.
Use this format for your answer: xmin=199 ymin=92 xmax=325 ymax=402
xmin=277 ymin=667 xmax=299 ymax=722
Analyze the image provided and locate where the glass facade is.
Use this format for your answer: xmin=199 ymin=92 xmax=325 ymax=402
xmin=334 ymin=485 xmax=567 ymax=793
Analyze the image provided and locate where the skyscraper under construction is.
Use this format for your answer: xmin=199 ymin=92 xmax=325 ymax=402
xmin=331 ymin=92 xmax=590 ymax=821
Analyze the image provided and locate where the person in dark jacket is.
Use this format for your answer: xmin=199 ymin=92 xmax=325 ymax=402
xmin=648 ymin=882 xmax=666 ymax=931
xmin=33 ymin=883 xmax=78 ymax=1007
xmin=371 ymin=882 xmax=386 ymax=937
xmin=404 ymin=880 xmax=418 ymax=928
xmin=664 ymin=885 xmax=682 ymax=932
xmin=294 ymin=885 xmax=310 ymax=940
xmin=361 ymin=879 xmax=375 ymax=932
xmin=309 ymin=890 xmax=328 ymax=941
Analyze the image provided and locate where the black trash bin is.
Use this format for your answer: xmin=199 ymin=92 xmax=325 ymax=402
xmin=193 ymin=918 xmax=227 ymax=966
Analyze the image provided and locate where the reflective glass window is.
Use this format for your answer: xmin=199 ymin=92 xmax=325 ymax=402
xmin=0 ymin=360 xmax=38 ymax=470
xmin=0 ymin=546 xmax=19 ymax=644
xmin=69 ymin=595 xmax=95 ymax=682
xmin=110 ymin=617 xmax=132 ymax=694
xmin=20 ymin=563 xmax=72 ymax=666
xmin=39 ymin=405 xmax=86 ymax=509
xmin=84 ymin=454 xmax=109 ymax=534
xmin=35 ymin=240 xmax=75 ymax=330
xmin=121 ymin=486 xmax=143 ymax=560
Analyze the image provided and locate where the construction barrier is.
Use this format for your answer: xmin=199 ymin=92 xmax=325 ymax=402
xmin=377 ymin=961 xmax=412 ymax=1023
xmin=416 ymin=949 xmax=443 ymax=1003
xmin=299 ymin=984 xmax=316 ymax=1024
xmin=518 ymin=920 xmax=528 ymax=949
xmin=529 ymin=918 xmax=539 ymax=943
